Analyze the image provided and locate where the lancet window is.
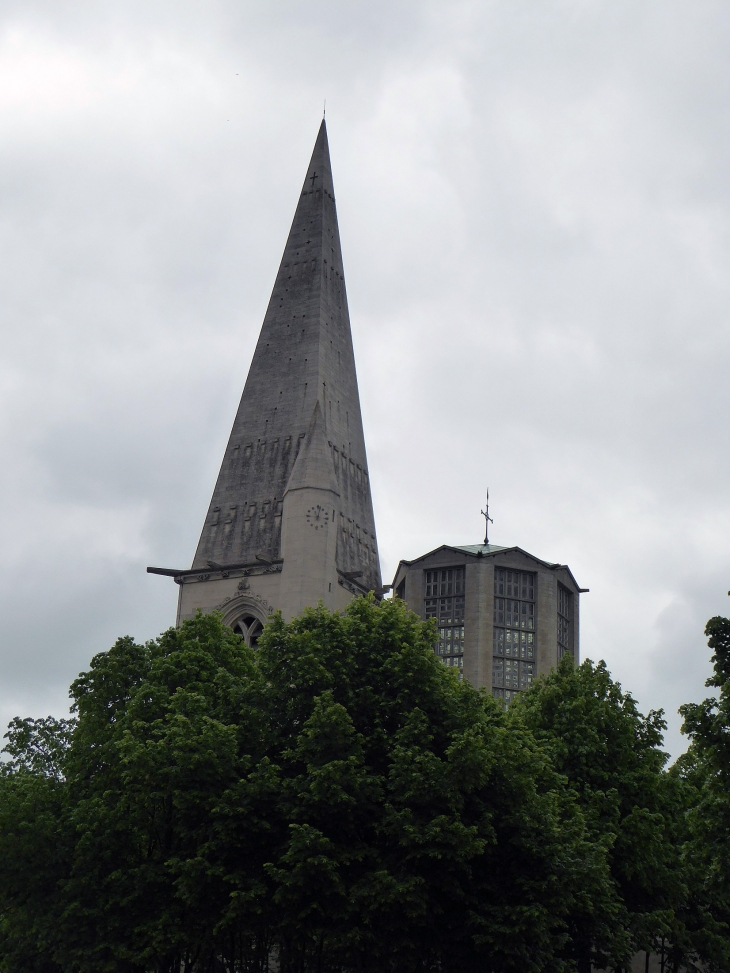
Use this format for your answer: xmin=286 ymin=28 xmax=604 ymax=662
xmin=557 ymin=584 xmax=573 ymax=660
xmin=424 ymin=567 xmax=465 ymax=678
xmin=492 ymin=568 xmax=536 ymax=705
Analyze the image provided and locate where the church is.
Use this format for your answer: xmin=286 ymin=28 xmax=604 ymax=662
xmin=148 ymin=119 xmax=585 ymax=705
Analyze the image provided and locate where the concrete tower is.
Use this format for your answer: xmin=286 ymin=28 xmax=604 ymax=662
xmin=391 ymin=544 xmax=584 ymax=700
xmin=149 ymin=121 xmax=381 ymax=638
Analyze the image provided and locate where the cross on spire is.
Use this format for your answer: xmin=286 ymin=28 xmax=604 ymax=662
xmin=309 ymin=171 xmax=318 ymax=189
xmin=481 ymin=489 xmax=493 ymax=546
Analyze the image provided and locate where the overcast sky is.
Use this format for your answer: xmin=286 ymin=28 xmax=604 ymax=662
xmin=1 ymin=0 xmax=728 ymax=757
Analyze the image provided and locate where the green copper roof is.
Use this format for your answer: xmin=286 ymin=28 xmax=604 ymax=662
xmin=453 ymin=544 xmax=508 ymax=555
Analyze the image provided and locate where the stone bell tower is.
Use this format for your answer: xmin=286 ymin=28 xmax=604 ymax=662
xmin=148 ymin=120 xmax=382 ymax=640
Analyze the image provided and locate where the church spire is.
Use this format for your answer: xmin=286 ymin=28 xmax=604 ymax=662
xmin=166 ymin=120 xmax=381 ymax=624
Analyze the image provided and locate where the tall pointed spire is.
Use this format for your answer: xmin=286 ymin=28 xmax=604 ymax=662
xmin=170 ymin=120 xmax=381 ymax=625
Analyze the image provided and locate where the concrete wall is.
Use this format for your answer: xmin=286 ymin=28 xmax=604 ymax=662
xmin=392 ymin=546 xmax=581 ymax=692
xmin=464 ymin=559 xmax=493 ymax=689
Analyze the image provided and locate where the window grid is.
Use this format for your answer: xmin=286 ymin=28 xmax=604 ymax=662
xmin=492 ymin=568 xmax=536 ymax=705
xmin=425 ymin=567 xmax=465 ymax=679
xmin=558 ymin=584 xmax=573 ymax=661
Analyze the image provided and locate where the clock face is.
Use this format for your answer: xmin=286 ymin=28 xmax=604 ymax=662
xmin=306 ymin=505 xmax=330 ymax=530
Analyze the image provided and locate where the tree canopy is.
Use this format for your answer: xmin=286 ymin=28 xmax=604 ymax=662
xmin=675 ymin=615 xmax=730 ymax=971
xmin=511 ymin=656 xmax=688 ymax=972
xmin=1 ymin=599 xmax=728 ymax=973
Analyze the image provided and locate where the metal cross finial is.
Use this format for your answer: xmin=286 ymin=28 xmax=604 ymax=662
xmin=481 ymin=489 xmax=493 ymax=547
xmin=323 ymin=99 xmax=326 ymax=118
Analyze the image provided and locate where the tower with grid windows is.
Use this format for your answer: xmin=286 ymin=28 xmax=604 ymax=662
xmin=391 ymin=544 xmax=585 ymax=702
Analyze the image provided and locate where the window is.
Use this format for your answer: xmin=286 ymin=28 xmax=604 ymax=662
xmin=425 ymin=567 xmax=465 ymax=678
xmin=558 ymin=584 xmax=573 ymax=660
xmin=233 ymin=614 xmax=264 ymax=648
xmin=492 ymin=568 xmax=536 ymax=704
xmin=425 ymin=567 xmax=465 ymax=598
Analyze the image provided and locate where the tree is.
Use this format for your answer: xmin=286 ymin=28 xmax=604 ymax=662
xmin=0 ymin=718 xmax=74 ymax=973
xmin=62 ymin=619 xmax=276 ymax=973
xmin=0 ymin=598 xmax=616 ymax=972
xmin=677 ymin=614 xmax=730 ymax=971
xmin=255 ymin=595 xmax=610 ymax=973
xmin=511 ymin=655 xmax=687 ymax=973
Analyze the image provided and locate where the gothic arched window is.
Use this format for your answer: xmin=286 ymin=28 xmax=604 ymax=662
xmin=233 ymin=614 xmax=264 ymax=648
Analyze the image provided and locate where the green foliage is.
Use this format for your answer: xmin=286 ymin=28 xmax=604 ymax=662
xmin=511 ymin=655 xmax=689 ymax=972
xmin=0 ymin=599 xmax=610 ymax=973
xmin=680 ymin=616 xmax=730 ymax=781
xmin=253 ymin=598 xmax=602 ymax=973
xmin=0 ymin=719 xmax=72 ymax=973
xmin=2 ymin=600 xmax=724 ymax=972
xmin=676 ymin=615 xmax=730 ymax=971
xmin=2 ymin=716 xmax=74 ymax=779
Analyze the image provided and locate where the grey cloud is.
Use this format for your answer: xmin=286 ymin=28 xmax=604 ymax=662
xmin=1 ymin=0 xmax=728 ymax=758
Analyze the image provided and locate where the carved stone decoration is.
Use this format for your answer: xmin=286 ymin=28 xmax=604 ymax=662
xmin=237 ymin=578 xmax=250 ymax=591
xmin=217 ymin=594 xmax=275 ymax=631
xmin=213 ymin=596 xmax=268 ymax=648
